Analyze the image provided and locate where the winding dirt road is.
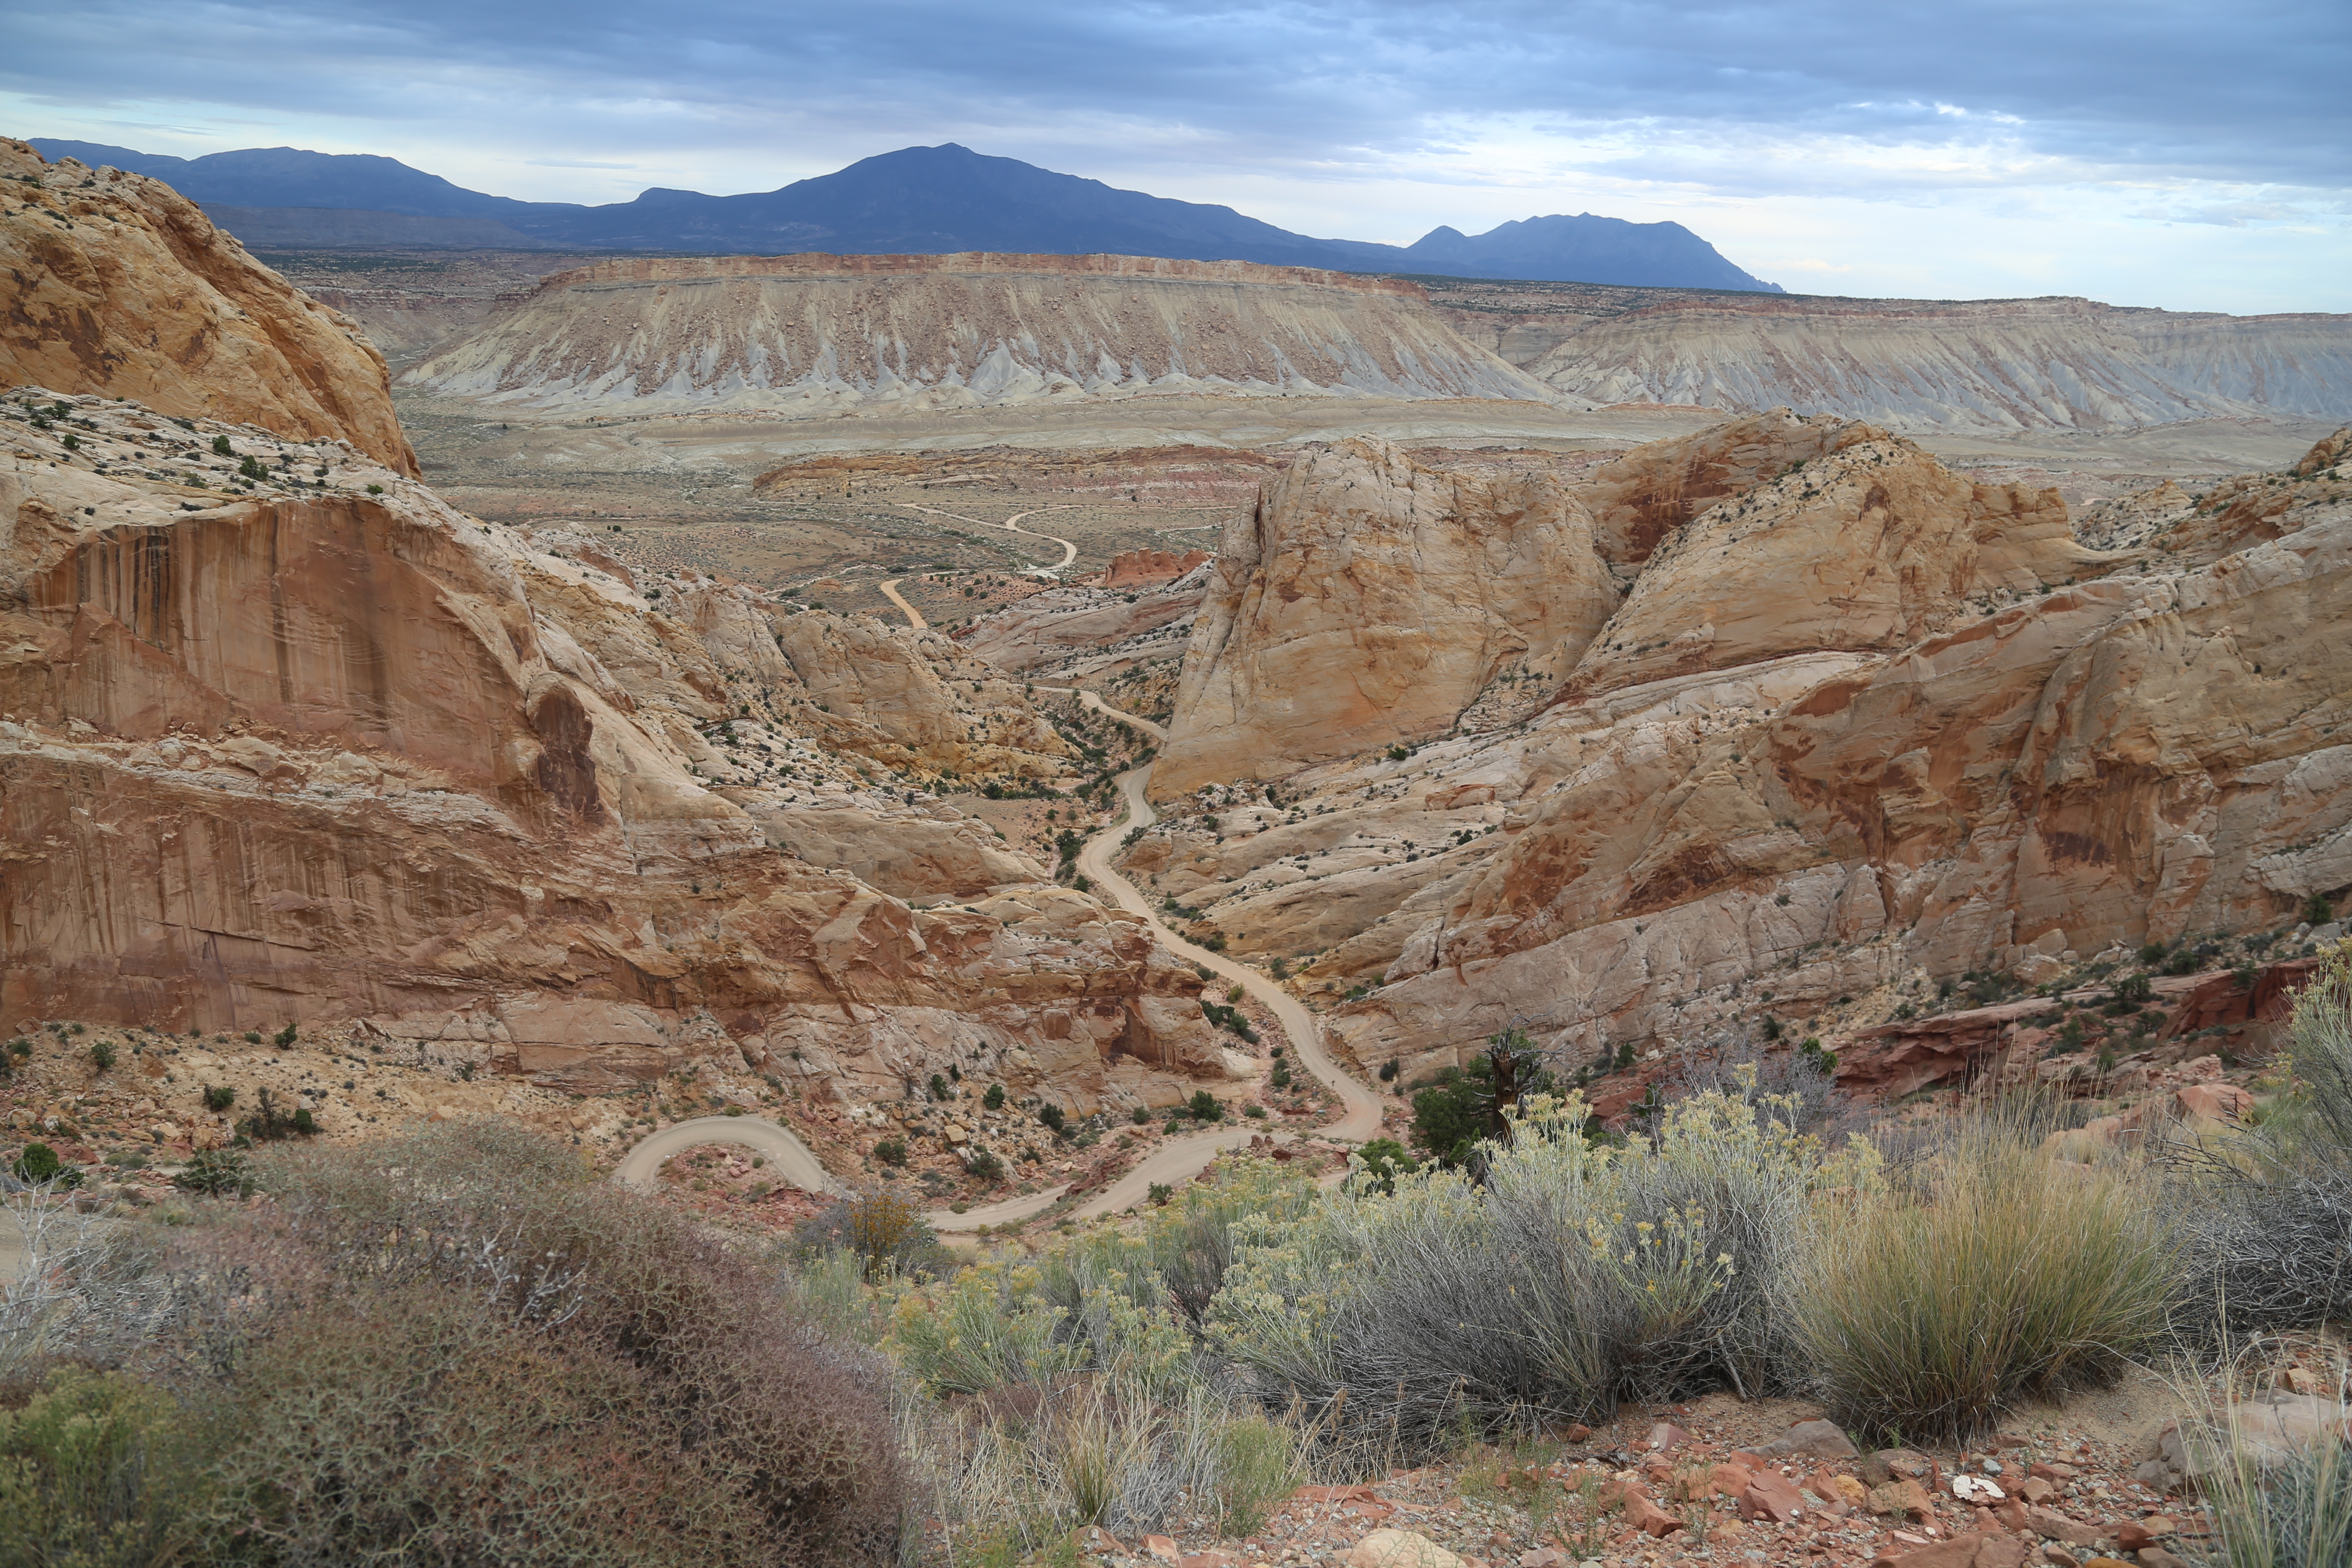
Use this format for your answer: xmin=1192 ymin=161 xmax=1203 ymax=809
xmin=895 ymin=501 xmax=1081 ymax=573
xmin=609 ymin=694 xmax=1383 ymax=1225
xmin=876 ymin=578 xmax=928 ymax=630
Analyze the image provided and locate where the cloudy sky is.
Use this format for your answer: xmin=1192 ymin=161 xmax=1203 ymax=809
xmin=7 ymin=0 xmax=2346 ymax=310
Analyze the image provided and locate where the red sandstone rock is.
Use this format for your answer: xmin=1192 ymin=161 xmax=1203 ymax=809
xmin=1105 ymin=548 xmax=1212 ymax=589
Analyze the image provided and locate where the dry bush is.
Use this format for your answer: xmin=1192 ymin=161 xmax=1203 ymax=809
xmin=796 ymin=1190 xmax=950 ymax=1281
xmin=2168 ymin=942 xmax=2352 ymax=1338
xmin=1795 ymin=1122 xmax=2168 ymax=1444
xmin=40 ymin=1123 xmax=908 ymax=1566
xmin=199 ymin=1290 xmax=750 ymax=1567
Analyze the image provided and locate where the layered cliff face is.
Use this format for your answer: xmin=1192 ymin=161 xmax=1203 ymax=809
xmin=400 ymin=253 xmax=1568 ymax=416
xmin=1152 ymin=440 xmax=1620 ymax=798
xmin=0 ymin=140 xmax=416 ymax=474
xmin=0 ymin=393 xmax=1224 ymax=1110
xmin=1130 ymin=413 xmax=2352 ymax=1084
xmin=1523 ymin=294 xmax=2352 ymax=432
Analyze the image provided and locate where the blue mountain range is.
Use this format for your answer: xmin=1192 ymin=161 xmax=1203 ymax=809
xmin=31 ymin=138 xmax=1782 ymax=291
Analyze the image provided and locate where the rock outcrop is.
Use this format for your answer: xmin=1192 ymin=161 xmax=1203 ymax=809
xmin=1554 ymin=426 xmax=2108 ymax=698
xmin=1153 ymin=439 xmax=1620 ymax=797
xmin=0 ymin=393 xmax=1225 ymax=1110
xmin=774 ymin=611 xmax=1074 ymax=778
xmin=1104 ymin=548 xmax=1211 ymax=589
xmin=0 ymin=139 xmax=416 ymax=473
xmin=1125 ymin=415 xmax=2352 ymax=1083
xmin=959 ymin=566 xmax=1213 ymax=681
xmin=401 ymin=253 xmax=1568 ymax=416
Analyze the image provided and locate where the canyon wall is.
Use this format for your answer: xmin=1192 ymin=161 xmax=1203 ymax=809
xmin=0 ymin=394 xmax=1228 ymax=1112
xmin=1133 ymin=412 xmax=2352 ymax=1079
xmin=1153 ymin=439 xmax=1619 ymax=797
xmin=398 ymin=253 xmax=1571 ymax=415
xmin=0 ymin=139 xmax=416 ymax=473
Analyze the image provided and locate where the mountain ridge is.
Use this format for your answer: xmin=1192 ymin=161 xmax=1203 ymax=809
xmin=28 ymin=138 xmax=1782 ymax=291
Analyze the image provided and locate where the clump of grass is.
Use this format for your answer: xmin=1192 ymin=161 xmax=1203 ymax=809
xmin=2199 ymin=1366 xmax=2352 ymax=1568
xmin=1796 ymin=1121 xmax=2168 ymax=1443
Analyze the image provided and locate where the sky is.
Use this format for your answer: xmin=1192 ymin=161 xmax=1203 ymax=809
xmin=6 ymin=0 xmax=2348 ymax=312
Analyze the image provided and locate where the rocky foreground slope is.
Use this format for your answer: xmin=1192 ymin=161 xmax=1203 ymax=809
xmin=399 ymin=253 xmax=1568 ymax=416
xmin=0 ymin=388 xmax=1237 ymax=1115
xmin=1119 ymin=411 xmax=2352 ymax=1080
xmin=0 ymin=139 xmax=417 ymax=473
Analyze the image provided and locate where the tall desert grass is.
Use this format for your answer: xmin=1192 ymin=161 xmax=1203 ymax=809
xmin=1796 ymin=1118 xmax=2169 ymax=1444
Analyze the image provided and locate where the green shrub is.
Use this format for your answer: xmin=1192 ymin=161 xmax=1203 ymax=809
xmin=1038 ymin=1103 xmax=1067 ymax=1134
xmin=202 ymin=1084 xmax=235 ymax=1112
xmin=889 ymin=1160 xmax=1315 ymax=1398
xmin=1131 ymin=1105 xmax=1152 ymax=1125
xmin=1409 ymin=1069 xmax=1486 ymax=1166
xmin=2305 ymin=891 xmax=2337 ymax=926
xmin=10 ymin=1141 xmax=79 ymax=1188
xmin=88 ymin=1040 xmax=115 ymax=1071
xmin=233 ymin=1087 xmax=318 ymax=1142
xmin=873 ymin=1137 xmax=908 ymax=1167
xmin=210 ymin=434 xmax=232 ymax=455
xmin=0 ymin=1366 xmax=213 ymax=1566
xmin=984 ymin=1083 xmax=1007 ymax=1111
xmin=1187 ymin=1091 xmax=1222 ymax=1123
xmin=1350 ymin=1137 xmax=1418 ymax=1195
xmin=172 ymin=1148 xmax=251 ymax=1197
xmin=1796 ymin=1128 xmax=2166 ymax=1443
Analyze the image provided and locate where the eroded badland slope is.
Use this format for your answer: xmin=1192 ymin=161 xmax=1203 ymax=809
xmin=401 ymin=253 xmax=1567 ymax=417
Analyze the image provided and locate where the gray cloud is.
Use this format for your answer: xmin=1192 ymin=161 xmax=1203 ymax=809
xmin=6 ymin=0 xmax=2344 ymax=198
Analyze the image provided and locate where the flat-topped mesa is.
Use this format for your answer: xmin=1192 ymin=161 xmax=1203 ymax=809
xmin=530 ymin=250 xmax=1433 ymax=297
xmin=400 ymin=251 xmax=1562 ymax=415
xmin=0 ymin=138 xmax=417 ymax=474
xmin=1524 ymin=291 xmax=2352 ymax=432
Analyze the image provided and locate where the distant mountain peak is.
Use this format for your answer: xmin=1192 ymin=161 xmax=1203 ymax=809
xmin=25 ymin=135 xmax=1783 ymax=291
